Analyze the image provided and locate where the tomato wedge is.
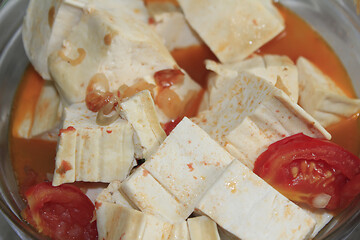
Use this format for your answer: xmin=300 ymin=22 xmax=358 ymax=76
xmin=22 ymin=182 xmax=98 ymax=240
xmin=253 ymin=133 xmax=360 ymax=210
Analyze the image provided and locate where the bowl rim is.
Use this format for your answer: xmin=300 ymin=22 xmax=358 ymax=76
xmin=0 ymin=0 xmax=359 ymax=239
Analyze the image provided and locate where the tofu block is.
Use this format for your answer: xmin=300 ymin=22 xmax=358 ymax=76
xmin=96 ymin=203 xmax=146 ymax=240
xmin=48 ymin=4 xmax=201 ymax=122
xmin=187 ymin=216 xmax=220 ymax=240
xmin=147 ymin=2 xmax=202 ymax=51
xmin=52 ymin=103 xmax=135 ymax=186
xmin=16 ymin=81 xmax=62 ymax=139
xmin=142 ymin=214 xmax=173 ymax=240
xmin=177 ymin=0 xmax=284 ymax=63
xmin=197 ymin=160 xmax=316 ymax=240
xmin=120 ymin=90 xmax=166 ymax=160
xmin=31 ymin=81 xmax=62 ymax=136
xmin=297 ymin=57 xmax=360 ymax=127
xmin=22 ymin=0 xmax=83 ymax=80
xmin=96 ymin=181 xmax=185 ymax=240
xmin=193 ymin=71 xmax=330 ymax=169
xmin=204 ymin=55 xmax=298 ymax=110
xmin=23 ymin=0 xmax=148 ymax=80
xmin=143 ymin=117 xmax=234 ymax=214
xmin=121 ymin=166 xmax=191 ymax=223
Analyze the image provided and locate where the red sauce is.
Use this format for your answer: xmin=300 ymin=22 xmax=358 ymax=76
xmin=10 ymin=3 xmax=360 ymax=197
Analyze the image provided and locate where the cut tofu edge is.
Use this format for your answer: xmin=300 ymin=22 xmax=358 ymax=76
xmin=194 ymin=71 xmax=330 ymax=169
xmin=196 ymin=159 xmax=316 ymax=240
xmin=52 ymin=103 xmax=135 ymax=186
xmin=177 ymin=0 xmax=284 ymax=63
xmin=120 ymin=90 xmax=166 ymax=160
xmin=297 ymin=57 xmax=360 ymax=127
xmin=142 ymin=117 xmax=234 ymax=211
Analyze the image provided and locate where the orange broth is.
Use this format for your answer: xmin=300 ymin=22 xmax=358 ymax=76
xmin=10 ymin=4 xmax=360 ymax=196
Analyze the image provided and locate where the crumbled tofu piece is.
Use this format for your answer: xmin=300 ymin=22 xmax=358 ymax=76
xmin=122 ymin=166 xmax=191 ymax=223
xmin=177 ymin=0 xmax=284 ymax=63
xmin=142 ymin=117 xmax=234 ymax=214
xmin=48 ymin=4 xmax=200 ymax=122
xmin=52 ymin=103 xmax=135 ymax=186
xmin=16 ymin=81 xmax=62 ymax=139
xmin=193 ymin=71 xmax=330 ymax=169
xmin=120 ymin=90 xmax=166 ymax=160
xmin=297 ymin=57 xmax=360 ymax=127
xmin=147 ymin=2 xmax=202 ymax=51
xmin=187 ymin=216 xmax=221 ymax=240
xmin=197 ymin=160 xmax=316 ymax=240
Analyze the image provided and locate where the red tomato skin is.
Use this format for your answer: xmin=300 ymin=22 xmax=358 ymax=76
xmin=23 ymin=182 xmax=98 ymax=240
xmin=254 ymin=133 xmax=360 ymax=210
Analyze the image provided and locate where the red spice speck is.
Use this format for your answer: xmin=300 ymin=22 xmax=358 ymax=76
xmin=106 ymin=130 xmax=112 ymax=134
xmin=56 ymin=160 xmax=72 ymax=175
xmin=187 ymin=163 xmax=194 ymax=172
xmin=58 ymin=126 xmax=76 ymax=136
xmin=95 ymin=201 xmax=102 ymax=210
xmin=252 ymin=19 xmax=258 ymax=26
xmin=148 ymin=17 xmax=155 ymax=25
xmin=120 ymin=233 xmax=125 ymax=240
xmin=275 ymin=110 xmax=280 ymax=113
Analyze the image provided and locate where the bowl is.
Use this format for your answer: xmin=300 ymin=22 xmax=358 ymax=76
xmin=0 ymin=0 xmax=359 ymax=239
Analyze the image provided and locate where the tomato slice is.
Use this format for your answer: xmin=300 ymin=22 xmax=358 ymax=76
xmin=253 ymin=133 xmax=360 ymax=210
xmin=22 ymin=182 xmax=98 ymax=240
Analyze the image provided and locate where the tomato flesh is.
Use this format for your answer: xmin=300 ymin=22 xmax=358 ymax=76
xmin=22 ymin=182 xmax=98 ymax=240
xmin=254 ymin=133 xmax=360 ymax=210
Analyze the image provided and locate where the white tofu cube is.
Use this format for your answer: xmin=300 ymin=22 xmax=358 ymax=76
xmin=52 ymin=103 xmax=135 ymax=186
xmin=48 ymin=4 xmax=201 ymax=122
xmin=143 ymin=117 xmax=234 ymax=212
xmin=120 ymin=90 xmax=166 ymax=160
xmin=121 ymin=166 xmax=191 ymax=223
xmin=147 ymin=2 xmax=202 ymax=51
xmin=197 ymin=160 xmax=316 ymax=240
xmin=177 ymin=0 xmax=284 ymax=63
xmin=297 ymin=57 xmax=360 ymax=127
xmin=193 ymin=71 xmax=330 ymax=169
xmin=16 ymin=81 xmax=62 ymax=139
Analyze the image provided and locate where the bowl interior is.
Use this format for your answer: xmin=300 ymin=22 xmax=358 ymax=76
xmin=0 ymin=0 xmax=359 ymax=239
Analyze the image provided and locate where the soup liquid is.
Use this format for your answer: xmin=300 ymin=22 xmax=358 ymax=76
xmin=10 ymin=4 xmax=360 ymax=196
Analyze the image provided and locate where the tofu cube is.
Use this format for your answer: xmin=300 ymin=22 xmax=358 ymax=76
xmin=120 ymin=90 xmax=166 ymax=160
xmin=52 ymin=103 xmax=135 ymax=186
xmin=197 ymin=160 xmax=316 ymax=240
xmin=177 ymin=0 xmax=284 ymax=63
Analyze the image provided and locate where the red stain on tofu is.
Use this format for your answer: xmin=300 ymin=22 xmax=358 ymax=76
xmin=143 ymin=169 xmax=149 ymax=176
xmin=106 ymin=130 xmax=112 ymax=134
xmin=58 ymin=126 xmax=76 ymax=136
xmin=95 ymin=201 xmax=102 ymax=210
xmin=56 ymin=160 xmax=72 ymax=175
xmin=187 ymin=163 xmax=194 ymax=172
xmin=120 ymin=233 xmax=125 ymax=240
